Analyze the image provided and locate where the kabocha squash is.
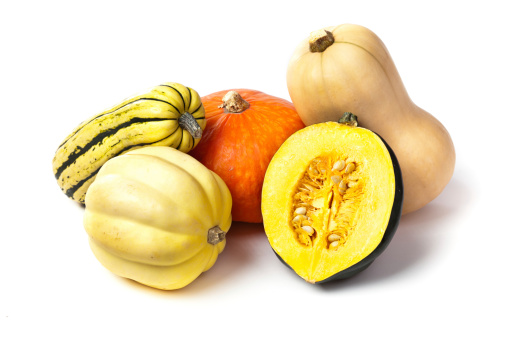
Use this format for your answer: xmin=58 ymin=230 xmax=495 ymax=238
xmin=83 ymin=146 xmax=232 ymax=290
xmin=262 ymin=113 xmax=403 ymax=283
xmin=189 ymin=89 xmax=305 ymax=223
xmin=286 ymin=24 xmax=454 ymax=214
xmin=53 ymin=82 xmax=206 ymax=203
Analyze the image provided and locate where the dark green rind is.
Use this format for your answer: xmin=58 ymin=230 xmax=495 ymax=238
xmin=273 ymin=135 xmax=404 ymax=283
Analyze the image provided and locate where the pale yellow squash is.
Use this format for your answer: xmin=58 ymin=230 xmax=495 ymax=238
xmin=83 ymin=146 xmax=232 ymax=290
xmin=286 ymin=24 xmax=455 ymax=214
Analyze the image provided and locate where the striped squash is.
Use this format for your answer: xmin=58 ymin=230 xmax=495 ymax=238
xmin=52 ymin=82 xmax=206 ymax=203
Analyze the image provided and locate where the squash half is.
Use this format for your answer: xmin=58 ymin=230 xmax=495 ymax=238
xmin=261 ymin=115 xmax=403 ymax=283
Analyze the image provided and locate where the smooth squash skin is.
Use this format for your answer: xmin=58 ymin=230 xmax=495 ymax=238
xmin=261 ymin=115 xmax=403 ymax=283
xmin=286 ymin=24 xmax=455 ymax=214
xmin=83 ymin=146 xmax=232 ymax=290
xmin=188 ymin=89 xmax=305 ymax=223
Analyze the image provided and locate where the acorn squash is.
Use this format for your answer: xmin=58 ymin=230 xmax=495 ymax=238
xmin=83 ymin=146 xmax=232 ymax=290
xmin=261 ymin=113 xmax=403 ymax=283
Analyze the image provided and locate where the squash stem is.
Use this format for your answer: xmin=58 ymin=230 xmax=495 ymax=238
xmin=207 ymin=226 xmax=226 ymax=245
xmin=179 ymin=112 xmax=202 ymax=138
xmin=338 ymin=112 xmax=358 ymax=127
xmin=219 ymin=91 xmax=250 ymax=114
xmin=309 ymin=29 xmax=335 ymax=53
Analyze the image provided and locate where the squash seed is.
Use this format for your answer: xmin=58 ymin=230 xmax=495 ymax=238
xmin=339 ymin=180 xmax=348 ymax=190
xmin=295 ymin=207 xmax=307 ymax=215
xmin=329 ymin=241 xmax=340 ymax=248
xmin=332 ymin=160 xmax=346 ymax=171
xmin=345 ymin=162 xmax=356 ymax=174
xmin=293 ymin=215 xmax=308 ymax=222
xmin=301 ymin=225 xmax=315 ymax=235
xmin=328 ymin=234 xmax=340 ymax=242
xmin=331 ymin=175 xmax=342 ymax=184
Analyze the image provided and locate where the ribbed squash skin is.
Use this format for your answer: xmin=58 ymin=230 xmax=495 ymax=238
xmin=262 ymin=120 xmax=403 ymax=283
xmin=84 ymin=146 xmax=232 ymax=290
xmin=53 ymin=82 xmax=205 ymax=203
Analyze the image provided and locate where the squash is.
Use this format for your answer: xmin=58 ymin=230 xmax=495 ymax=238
xmin=262 ymin=113 xmax=403 ymax=283
xmin=53 ymin=82 xmax=206 ymax=204
xmin=83 ymin=146 xmax=232 ymax=290
xmin=286 ymin=24 xmax=454 ymax=214
xmin=189 ymin=89 xmax=305 ymax=223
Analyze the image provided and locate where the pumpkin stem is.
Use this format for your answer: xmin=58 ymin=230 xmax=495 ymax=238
xmin=218 ymin=91 xmax=250 ymax=114
xmin=309 ymin=29 xmax=335 ymax=53
xmin=178 ymin=112 xmax=202 ymax=138
xmin=338 ymin=112 xmax=358 ymax=127
xmin=207 ymin=226 xmax=226 ymax=245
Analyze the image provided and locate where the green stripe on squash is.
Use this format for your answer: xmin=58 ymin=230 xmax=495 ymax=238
xmin=52 ymin=82 xmax=206 ymax=203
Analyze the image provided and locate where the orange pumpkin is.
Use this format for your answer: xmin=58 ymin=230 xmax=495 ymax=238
xmin=189 ymin=89 xmax=305 ymax=223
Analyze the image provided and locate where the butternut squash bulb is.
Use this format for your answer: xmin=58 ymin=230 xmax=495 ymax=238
xmin=286 ymin=24 xmax=455 ymax=214
xmin=83 ymin=146 xmax=232 ymax=290
xmin=262 ymin=113 xmax=403 ymax=283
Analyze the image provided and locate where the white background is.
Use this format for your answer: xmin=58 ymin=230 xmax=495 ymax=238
xmin=1 ymin=1 xmax=506 ymax=337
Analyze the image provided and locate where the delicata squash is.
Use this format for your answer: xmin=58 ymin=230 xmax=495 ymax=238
xmin=53 ymin=82 xmax=205 ymax=204
xmin=261 ymin=113 xmax=403 ymax=283
xmin=83 ymin=146 xmax=232 ymax=290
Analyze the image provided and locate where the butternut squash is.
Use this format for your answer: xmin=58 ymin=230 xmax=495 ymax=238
xmin=286 ymin=24 xmax=455 ymax=214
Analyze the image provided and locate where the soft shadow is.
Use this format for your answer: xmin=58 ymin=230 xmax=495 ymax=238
xmin=317 ymin=175 xmax=470 ymax=291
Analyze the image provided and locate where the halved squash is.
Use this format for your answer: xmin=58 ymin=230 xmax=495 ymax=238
xmin=261 ymin=113 xmax=403 ymax=283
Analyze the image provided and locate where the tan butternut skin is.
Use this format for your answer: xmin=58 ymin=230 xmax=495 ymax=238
xmin=287 ymin=24 xmax=455 ymax=214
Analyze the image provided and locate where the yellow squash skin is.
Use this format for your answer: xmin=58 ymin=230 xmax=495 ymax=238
xmin=83 ymin=146 xmax=232 ymax=290
xmin=262 ymin=121 xmax=396 ymax=283
xmin=286 ymin=24 xmax=455 ymax=214
xmin=53 ymin=82 xmax=206 ymax=204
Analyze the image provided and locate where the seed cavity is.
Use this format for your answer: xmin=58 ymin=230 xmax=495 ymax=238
xmin=291 ymin=156 xmax=363 ymax=248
